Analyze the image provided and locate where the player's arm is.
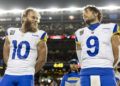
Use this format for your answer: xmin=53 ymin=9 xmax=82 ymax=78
xmin=111 ymin=35 xmax=120 ymax=66
xmin=35 ymin=40 xmax=47 ymax=73
xmin=111 ymin=24 xmax=120 ymax=66
xmin=60 ymin=75 xmax=67 ymax=86
xmin=76 ymin=43 xmax=81 ymax=50
xmin=116 ymin=80 xmax=120 ymax=86
xmin=3 ymin=36 xmax=10 ymax=65
xmin=75 ymin=33 xmax=82 ymax=62
xmin=76 ymin=42 xmax=82 ymax=56
xmin=76 ymin=43 xmax=82 ymax=62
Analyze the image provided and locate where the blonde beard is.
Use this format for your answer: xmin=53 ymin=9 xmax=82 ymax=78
xmin=24 ymin=22 xmax=38 ymax=32
xmin=31 ymin=26 xmax=38 ymax=32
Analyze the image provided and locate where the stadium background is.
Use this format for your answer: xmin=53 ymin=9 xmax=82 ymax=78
xmin=0 ymin=0 xmax=120 ymax=86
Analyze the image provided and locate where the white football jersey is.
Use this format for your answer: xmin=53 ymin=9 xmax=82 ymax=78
xmin=5 ymin=27 xmax=47 ymax=75
xmin=75 ymin=23 xmax=119 ymax=68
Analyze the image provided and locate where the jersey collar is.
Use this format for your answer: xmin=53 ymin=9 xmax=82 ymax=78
xmin=88 ymin=23 xmax=100 ymax=31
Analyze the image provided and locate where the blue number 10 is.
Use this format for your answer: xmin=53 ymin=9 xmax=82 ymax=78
xmin=86 ymin=36 xmax=99 ymax=57
xmin=12 ymin=40 xmax=30 ymax=59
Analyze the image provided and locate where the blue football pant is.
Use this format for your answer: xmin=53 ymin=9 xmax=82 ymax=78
xmin=0 ymin=74 xmax=34 ymax=86
xmin=80 ymin=75 xmax=117 ymax=86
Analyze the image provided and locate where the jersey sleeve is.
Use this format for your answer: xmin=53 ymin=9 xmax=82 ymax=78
xmin=60 ymin=75 xmax=68 ymax=86
xmin=5 ymin=28 xmax=16 ymax=40
xmin=75 ymin=30 xmax=81 ymax=45
xmin=5 ymin=28 xmax=10 ymax=40
xmin=39 ymin=31 xmax=48 ymax=42
xmin=5 ymin=29 xmax=9 ymax=38
xmin=111 ymin=24 xmax=120 ymax=37
xmin=115 ymin=77 xmax=120 ymax=82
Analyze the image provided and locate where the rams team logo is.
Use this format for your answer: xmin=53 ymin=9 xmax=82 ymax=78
xmin=10 ymin=30 xmax=15 ymax=35
xmin=80 ymin=30 xmax=84 ymax=35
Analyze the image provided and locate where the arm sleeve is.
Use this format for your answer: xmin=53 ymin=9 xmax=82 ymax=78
xmin=39 ymin=32 xmax=48 ymax=42
xmin=60 ymin=75 xmax=67 ymax=86
xmin=75 ymin=31 xmax=81 ymax=45
xmin=5 ymin=29 xmax=9 ymax=40
xmin=111 ymin=24 xmax=120 ymax=37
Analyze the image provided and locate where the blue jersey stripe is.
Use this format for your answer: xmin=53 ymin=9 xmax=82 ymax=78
xmin=5 ymin=30 xmax=8 ymax=36
xmin=40 ymin=32 xmax=47 ymax=40
xmin=113 ymin=24 xmax=118 ymax=33
xmin=75 ymin=36 xmax=78 ymax=42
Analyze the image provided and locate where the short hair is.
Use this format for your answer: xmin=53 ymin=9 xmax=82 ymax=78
xmin=21 ymin=8 xmax=41 ymax=23
xmin=84 ymin=5 xmax=102 ymax=22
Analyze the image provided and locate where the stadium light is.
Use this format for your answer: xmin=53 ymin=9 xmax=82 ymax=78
xmin=62 ymin=7 xmax=83 ymax=11
xmin=0 ymin=6 xmax=120 ymax=14
xmin=107 ymin=5 xmax=120 ymax=10
xmin=49 ymin=17 xmax=52 ymax=20
xmin=46 ymin=7 xmax=60 ymax=12
xmin=68 ymin=7 xmax=78 ymax=11
xmin=0 ymin=9 xmax=6 ymax=14
xmin=99 ymin=5 xmax=120 ymax=10
xmin=67 ymin=6 xmax=83 ymax=11
xmin=8 ymin=9 xmax=23 ymax=14
xmin=68 ymin=15 xmax=75 ymax=20
xmin=35 ymin=8 xmax=44 ymax=12
xmin=48 ymin=79 xmax=51 ymax=83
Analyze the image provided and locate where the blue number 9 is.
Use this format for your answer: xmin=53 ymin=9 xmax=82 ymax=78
xmin=86 ymin=36 xmax=99 ymax=57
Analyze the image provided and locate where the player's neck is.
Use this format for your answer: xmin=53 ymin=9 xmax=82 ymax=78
xmin=21 ymin=25 xmax=26 ymax=33
xmin=90 ymin=20 xmax=100 ymax=25
xmin=71 ymin=70 xmax=78 ymax=72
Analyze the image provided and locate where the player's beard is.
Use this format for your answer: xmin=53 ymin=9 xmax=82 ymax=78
xmin=84 ymin=15 xmax=96 ymax=25
xmin=85 ymin=18 xmax=96 ymax=25
xmin=24 ymin=20 xmax=38 ymax=32
xmin=70 ymin=67 xmax=78 ymax=72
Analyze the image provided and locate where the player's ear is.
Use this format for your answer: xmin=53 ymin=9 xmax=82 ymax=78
xmin=21 ymin=17 xmax=27 ymax=23
xmin=94 ymin=12 xmax=98 ymax=17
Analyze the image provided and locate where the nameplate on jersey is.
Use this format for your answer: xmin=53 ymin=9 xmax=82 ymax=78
xmin=102 ymin=28 xmax=110 ymax=30
xmin=80 ymin=30 xmax=84 ymax=35
xmin=10 ymin=30 xmax=15 ymax=35
xmin=32 ymin=34 xmax=39 ymax=37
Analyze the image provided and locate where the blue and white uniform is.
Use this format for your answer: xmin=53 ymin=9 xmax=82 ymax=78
xmin=75 ymin=23 xmax=120 ymax=86
xmin=1 ymin=27 xmax=47 ymax=86
xmin=60 ymin=72 xmax=80 ymax=86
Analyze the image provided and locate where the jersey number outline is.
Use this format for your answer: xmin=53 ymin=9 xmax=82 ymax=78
xmin=12 ymin=40 xmax=30 ymax=59
xmin=86 ymin=36 xmax=99 ymax=57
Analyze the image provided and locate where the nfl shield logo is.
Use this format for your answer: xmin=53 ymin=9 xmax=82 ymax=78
xmin=10 ymin=30 xmax=15 ymax=35
xmin=80 ymin=30 xmax=84 ymax=35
